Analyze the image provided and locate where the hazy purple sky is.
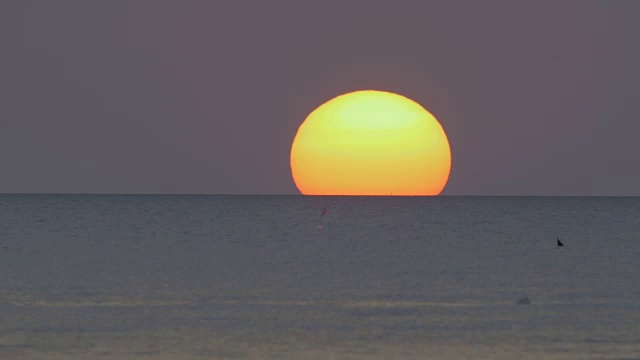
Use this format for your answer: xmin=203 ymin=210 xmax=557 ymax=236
xmin=1 ymin=1 xmax=638 ymax=195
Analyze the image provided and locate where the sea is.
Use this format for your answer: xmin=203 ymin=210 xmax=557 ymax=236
xmin=1 ymin=195 xmax=639 ymax=359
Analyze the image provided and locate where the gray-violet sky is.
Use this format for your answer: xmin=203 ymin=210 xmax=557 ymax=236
xmin=1 ymin=1 xmax=638 ymax=195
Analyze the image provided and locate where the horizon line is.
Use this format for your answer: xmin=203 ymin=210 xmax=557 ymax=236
xmin=0 ymin=192 xmax=638 ymax=198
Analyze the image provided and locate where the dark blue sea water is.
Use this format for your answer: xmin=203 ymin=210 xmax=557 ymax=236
xmin=1 ymin=195 xmax=639 ymax=359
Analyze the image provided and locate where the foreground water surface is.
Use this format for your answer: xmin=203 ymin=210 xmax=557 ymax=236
xmin=1 ymin=195 xmax=639 ymax=359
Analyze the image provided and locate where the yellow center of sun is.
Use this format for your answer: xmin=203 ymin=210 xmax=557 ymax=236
xmin=290 ymin=90 xmax=451 ymax=195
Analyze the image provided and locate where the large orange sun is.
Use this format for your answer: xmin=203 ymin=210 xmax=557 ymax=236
xmin=290 ymin=90 xmax=451 ymax=196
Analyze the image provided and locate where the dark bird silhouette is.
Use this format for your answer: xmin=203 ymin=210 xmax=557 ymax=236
xmin=557 ymin=237 xmax=564 ymax=247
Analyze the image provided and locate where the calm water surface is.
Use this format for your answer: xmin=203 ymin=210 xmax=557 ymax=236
xmin=1 ymin=195 xmax=639 ymax=359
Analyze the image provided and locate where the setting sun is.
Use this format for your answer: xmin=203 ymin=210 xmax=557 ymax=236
xmin=290 ymin=90 xmax=451 ymax=195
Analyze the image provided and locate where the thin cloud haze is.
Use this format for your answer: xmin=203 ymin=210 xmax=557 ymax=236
xmin=1 ymin=1 xmax=637 ymax=195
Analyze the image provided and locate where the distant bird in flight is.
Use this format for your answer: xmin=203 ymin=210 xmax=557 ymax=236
xmin=557 ymin=237 xmax=564 ymax=247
